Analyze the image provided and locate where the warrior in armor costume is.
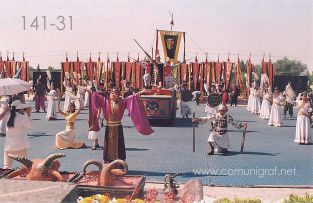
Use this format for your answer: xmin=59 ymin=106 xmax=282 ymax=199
xmin=283 ymin=83 xmax=296 ymax=118
xmin=204 ymin=83 xmax=218 ymax=119
xmin=194 ymin=104 xmax=230 ymax=155
xmin=179 ymin=83 xmax=193 ymax=119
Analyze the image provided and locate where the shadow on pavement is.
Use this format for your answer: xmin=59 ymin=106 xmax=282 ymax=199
xmin=126 ymin=148 xmax=149 ymax=151
xmin=222 ymin=151 xmax=279 ymax=156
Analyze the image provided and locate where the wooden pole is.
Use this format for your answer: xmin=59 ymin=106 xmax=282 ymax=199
xmin=193 ymin=112 xmax=196 ymax=152
xmin=240 ymin=123 xmax=247 ymax=152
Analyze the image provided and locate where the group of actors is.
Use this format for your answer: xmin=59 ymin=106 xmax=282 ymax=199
xmin=246 ymin=79 xmax=312 ymax=144
xmin=0 ymin=72 xmax=155 ymax=169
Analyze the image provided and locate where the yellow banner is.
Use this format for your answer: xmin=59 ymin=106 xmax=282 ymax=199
xmin=159 ymin=30 xmax=182 ymax=63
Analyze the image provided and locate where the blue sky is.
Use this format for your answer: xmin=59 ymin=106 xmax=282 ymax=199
xmin=0 ymin=0 xmax=312 ymax=71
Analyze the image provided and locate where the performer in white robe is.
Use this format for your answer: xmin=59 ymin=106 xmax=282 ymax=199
xmin=0 ymin=96 xmax=9 ymax=135
xmin=250 ymin=86 xmax=261 ymax=114
xmin=268 ymin=88 xmax=285 ymax=127
xmin=259 ymin=86 xmax=272 ymax=120
xmin=294 ymin=93 xmax=312 ymax=144
xmin=63 ymin=79 xmax=75 ymax=112
xmin=195 ymin=104 xmax=230 ymax=155
xmin=75 ymin=80 xmax=86 ymax=110
xmin=283 ymin=83 xmax=296 ymax=118
xmin=247 ymin=81 xmax=257 ymax=112
xmin=84 ymin=80 xmax=92 ymax=108
xmin=46 ymin=84 xmax=58 ymax=120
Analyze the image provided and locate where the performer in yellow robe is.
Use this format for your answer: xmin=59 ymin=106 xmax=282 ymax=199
xmin=55 ymin=100 xmax=85 ymax=149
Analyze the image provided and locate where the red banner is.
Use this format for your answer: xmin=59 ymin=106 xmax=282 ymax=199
xmin=236 ymin=59 xmax=246 ymax=94
xmin=192 ymin=62 xmax=199 ymax=90
xmin=11 ymin=62 xmax=17 ymax=77
xmin=262 ymin=61 xmax=269 ymax=75
xmin=199 ymin=63 xmax=204 ymax=96
xmin=135 ymin=62 xmax=141 ymax=89
xmin=215 ymin=62 xmax=223 ymax=85
xmin=205 ymin=62 xmax=211 ymax=88
xmin=141 ymin=63 xmax=145 ymax=89
xmin=85 ymin=61 xmax=95 ymax=81
xmin=113 ymin=62 xmax=121 ymax=88
xmin=181 ymin=63 xmax=187 ymax=83
xmin=246 ymin=61 xmax=253 ymax=95
xmin=73 ymin=61 xmax=81 ymax=82
xmin=211 ymin=62 xmax=216 ymax=85
xmin=125 ymin=62 xmax=132 ymax=82
xmin=269 ymin=62 xmax=274 ymax=90
xmin=4 ymin=61 xmax=12 ymax=78
xmin=225 ymin=62 xmax=233 ymax=91
xmin=0 ymin=60 xmax=4 ymax=78
xmin=19 ymin=61 xmax=29 ymax=81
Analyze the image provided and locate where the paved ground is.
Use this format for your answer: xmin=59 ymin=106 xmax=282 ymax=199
xmin=0 ymin=99 xmax=312 ymax=187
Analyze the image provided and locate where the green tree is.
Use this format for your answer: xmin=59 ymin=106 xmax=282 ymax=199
xmin=309 ymin=71 xmax=313 ymax=85
xmin=48 ymin=66 xmax=55 ymax=71
xmin=274 ymin=57 xmax=308 ymax=76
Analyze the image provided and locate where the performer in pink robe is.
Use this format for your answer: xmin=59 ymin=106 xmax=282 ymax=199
xmin=91 ymin=88 xmax=153 ymax=162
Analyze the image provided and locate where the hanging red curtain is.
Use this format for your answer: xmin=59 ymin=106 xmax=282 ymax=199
xmin=192 ymin=62 xmax=199 ymax=91
xmin=225 ymin=61 xmax=233 ymax=91
xmin=215 ymin=62 xmax=223 ymax=85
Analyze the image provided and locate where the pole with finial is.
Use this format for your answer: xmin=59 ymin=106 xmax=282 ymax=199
xmin=12 ymin=52 xmax=15 ymax=61
xmin=169 ymin=11 xmax=174 ymax=31
xmin=7 ymin=51 xmax=9 ymax=61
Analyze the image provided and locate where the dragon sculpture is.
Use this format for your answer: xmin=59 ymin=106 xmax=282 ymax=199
xmin=80 ymin=159 xmax=128 ymax=186
xmin=6 ymin=153 xmax=65 ymax=181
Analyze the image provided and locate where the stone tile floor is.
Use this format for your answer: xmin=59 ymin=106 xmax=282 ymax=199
xmin=0 ymin=100 xmax=312 ymax=186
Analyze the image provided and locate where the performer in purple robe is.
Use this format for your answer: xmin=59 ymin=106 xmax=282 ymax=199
xmin=91 ymin=88 xmax=153 ymax=163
